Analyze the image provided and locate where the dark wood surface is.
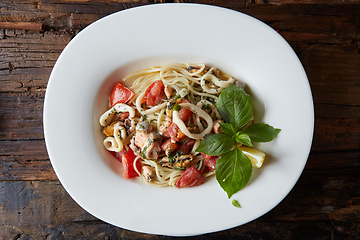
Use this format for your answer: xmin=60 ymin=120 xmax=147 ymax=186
xmin=1 ymin=0 xmax=359 ymax=239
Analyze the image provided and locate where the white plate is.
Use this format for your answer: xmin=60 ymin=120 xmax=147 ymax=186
xmin=43 ymin=3 xmax=314 ymax=236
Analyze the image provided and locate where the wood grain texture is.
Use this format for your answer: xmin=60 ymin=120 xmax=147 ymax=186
xmin=0 ymin=0 xmax=359 ymax=239
xmin=0 ymin=179 xmax=358 ymax=239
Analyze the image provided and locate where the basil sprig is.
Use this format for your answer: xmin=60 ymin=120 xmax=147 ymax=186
xmin=196 ymin=85 xmax=281 ymax=198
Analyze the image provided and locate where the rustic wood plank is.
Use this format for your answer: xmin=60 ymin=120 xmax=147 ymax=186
xmin=0 ymin=180 xmax=358 ymax=239
xmin=0 ymin=94 xmax=46 ymax=140
xmin=0 ymin=220 xmax=358 ymax=239
xmin=312 ymin=117 xmax=360 ymax=152
xmin=306 ymin=150 xmax=360 ymax=177
xmin=296 ymin=44 xmax=360 ymax=106
xmin=265 ymin=0 xmax=360 ymax=4
xmin=267 ymin=173 xmax=360 ymax=222
xmin=0 ymin=22 xmax=43 ymax=31
xmin=0 ymin=1 xmax=358 ymax=35
xmin=314 ymin=104 xmax=360 ymax=118
xmin=0 ymin=140 xmax=57 ymax=181
xmin=0 ymin=30 xmax=72 ymax=75
xmin=0 ymin=0 xmax=146 ymax=31
xmin=0 ymin=181 xmax=94 ymax=225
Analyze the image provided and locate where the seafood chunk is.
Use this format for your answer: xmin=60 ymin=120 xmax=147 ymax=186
xmin=144 ymin=132 xmax=162 ymax=159
xmin=124 ymin=118 xmax=136 ymax=134
xmin=102 ymin=121 xmax=121 ymax=137
xmin=142 ymin=166 xmax=154 ymax=182
xmin=134 ymin=130 xmax=149 ymax=149
xmin=134 ymin=131 xmax=162 ymax=160
xmin=159 ymin=154 xmax=193 ymax=169
xmin=164 ymin=84 xmax=172 ymax=99
xmin=136 ymin=121 xmax=152 ymax=132
xmin=212 ymin=120 xmax=223 ymax=134
xmin=159 ymin=116 xmax=172 ymax=133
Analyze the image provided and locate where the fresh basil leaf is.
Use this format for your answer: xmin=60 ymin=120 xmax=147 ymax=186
xmin=196 ymin=134 xmax=235 ymax=156
xmin=215 ymin=148 xmax=253 ymax=198
xmin=218 ymin=122 xmax=236 ymax=136
xmin=232 ymin=199 xmax=241 ymax=208
xmin=242 ymin=123 xmax=281 ymax=142
xmin=234 ymin=132 xmax=253 ymax=147
xmin=217 ymin=85 xmax=253 ymax=132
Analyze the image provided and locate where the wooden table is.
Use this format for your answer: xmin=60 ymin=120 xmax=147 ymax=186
xmin=1 ymin=1 xmax=359 ymax=239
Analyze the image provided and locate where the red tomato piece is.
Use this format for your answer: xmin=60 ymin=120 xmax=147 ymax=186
xmin=160 ymin=138 xmax=178 ymax=154
xmin=178 ymin=99 xmax=192 ymax=121
xmin=110 ymin=82 xmax=134 ymax=107
xmin=176 ymin=166 xmax=206 ymax=188
xmin=142 ymin=80 xmax=165 ymax=106
xmin=201 ymin=153 xmax=219 ymax=171
xmin=205 ymin=156 xmax=219 ymax=171
xmin=165 ymin=122 xmax=186 ymax=142
xmin=120 ymin=148 xmax=141 ymax=179
xmin=118 ymin=112 xmax=129 ymax=120
xmin=201 ymin=153 xmax=212 ymax=160
xmin=177 ymin=139 xmax=195 ymax=154
xmin=179 ymin=108 xmax=192 ymax=121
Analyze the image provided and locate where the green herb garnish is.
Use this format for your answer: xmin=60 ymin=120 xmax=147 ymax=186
xmin=173 ymin=104 xmax=182 ymax=111
xmin=232 ymin=199 xmax=241 ymax=208
xmin=196 ymin=84 xmax=280 ymax=198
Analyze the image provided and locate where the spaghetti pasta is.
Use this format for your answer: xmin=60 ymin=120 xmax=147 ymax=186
xmin=99 ymin=63 xmax=243 ymax=188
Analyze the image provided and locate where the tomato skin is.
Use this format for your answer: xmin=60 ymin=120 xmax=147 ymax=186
xmin=201 ymin=153 xmax=212 ymax=161
xmin=176 ymin=166 xmax=205 ymax=188
xmin=110 ymin=82 xmax=134 ymax=107
xmin=201 ymin=153 xmax=219 ymax=171
xmin=142 ymin=80 xmax=165 ymax=106
xmin=205 ymin=156 xmax=219 ymax=171
xmin=179 ymin=107 xmax=192 ymax=121
xmin=122 ymin=148 xmax=141 ymax=179
xmin=113 ymin=112 xmax=130 ymax=121
xmin=178 ymin=99 xmax=192 ymax=121
xmin=177 ymin=139 xmax=195 ymax=154
xmin=160 ymin=138 xmax=178 ymax=155
xmin=111 ymin=148 xmax=141 ymax=179
xmin=164 ymin=122 xmax=186 ymax=142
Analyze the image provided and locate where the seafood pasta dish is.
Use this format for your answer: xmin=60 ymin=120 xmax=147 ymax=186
xmin=99 ymin=63 xmax=279 ymax=193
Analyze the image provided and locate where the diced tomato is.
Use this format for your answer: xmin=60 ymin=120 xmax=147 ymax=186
xmin=205 ymin=156 xmax=219 ymax=171
xmin=164 ymin=122 xmax=186 ymax=142
xmin=113 ymin=112 xmax=130 ymax=120
xmin=110 ymin=148 xmax=141 ymax=179
xmin=177 ymin=139 xmax=195 ymax=154
xmin=205 ymin=157 xmax=217 ymax=171
xmin=178 ymin=99 xmax=192 ymax=121
xmin=177 ymin=128 xmax=186 ymax=140
xmin=110 ymin=82 xmax=134 ymax=107
xmin=160 ymin=138 xmax=178 ymax=154
xmin=201 ymin=153 xmax=212 ymax=160
xmin=176 ymin=166 xmax=206 ymax=188
xmin=142 ymin=80 xmax=164 ymax=106
xmin=201 ymin=153 xmax=219 ymax=171
xmin=179 ymin=108 xmax=192 ymax=121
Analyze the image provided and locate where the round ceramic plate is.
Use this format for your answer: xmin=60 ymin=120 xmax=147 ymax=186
xmin=43 ymin=3 xmax=314 ymax=236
